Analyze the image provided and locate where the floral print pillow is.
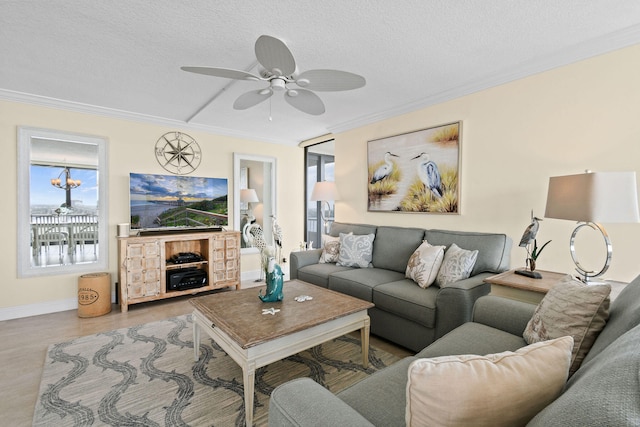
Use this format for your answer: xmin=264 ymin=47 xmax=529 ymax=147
xmin=405 ymin=241 xmax=446 ymax=288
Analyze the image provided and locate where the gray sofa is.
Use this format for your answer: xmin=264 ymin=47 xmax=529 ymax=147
xmin=269 ymin=275 xmax=640 ymax=426
xmin=290 ymin=222 xmax=512 ymax=351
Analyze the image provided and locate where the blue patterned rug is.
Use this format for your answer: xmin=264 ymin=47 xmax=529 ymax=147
xmin=33 ymin=315 xmax=399 ymax=426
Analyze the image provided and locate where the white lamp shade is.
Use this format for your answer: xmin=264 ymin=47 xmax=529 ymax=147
xmin=240 ymin=188 xmax=259 ymax=203
xmin=545 ymin=171 xmax=640 ymax=223
xmin=310 ymin=181 xmax=340 ymax=201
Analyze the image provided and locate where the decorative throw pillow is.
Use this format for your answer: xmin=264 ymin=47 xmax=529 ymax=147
xmin=319 ymin=235 xmax=341 ymax=264
xmin=405 ymin=241 xmax=446 ymax=288
xmin=435 ymin=243 xmax=478 ymax=287
xmin=336 ymin=233 xmax=375 ymax=268
xmin=523 ymin=275 xmax=611 ymax=375
xmin=406 ymin=336 xmax=573 ymax=427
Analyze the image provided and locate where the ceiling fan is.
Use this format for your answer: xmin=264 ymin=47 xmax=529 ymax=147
xmin=181 ymin=35 xmax=366 ymax=116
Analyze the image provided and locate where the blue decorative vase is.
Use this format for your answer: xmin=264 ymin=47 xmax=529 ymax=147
xmin=259 ymin=258 xmax=284 ymax=302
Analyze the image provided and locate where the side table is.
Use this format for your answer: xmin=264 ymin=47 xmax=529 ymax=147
xmin=484 ymin=269 xmax=569 ymax=304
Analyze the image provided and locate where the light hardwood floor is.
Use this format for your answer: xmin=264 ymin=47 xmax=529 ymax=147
xmin=0 ymin=284 xmax=413 ymax=426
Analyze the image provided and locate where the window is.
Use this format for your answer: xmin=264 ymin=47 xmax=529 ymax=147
xmin=17 ymin=127 xmax=108 ymax=277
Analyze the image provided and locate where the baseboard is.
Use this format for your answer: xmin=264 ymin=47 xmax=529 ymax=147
xmin=0 ymin=293 xmax=117 ymax=321
xmin=0 ymin=271 xmax=265 ymax=321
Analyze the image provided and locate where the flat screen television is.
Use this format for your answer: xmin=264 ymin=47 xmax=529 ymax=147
xmin=129 ymin=173 xmax=228 ymax=231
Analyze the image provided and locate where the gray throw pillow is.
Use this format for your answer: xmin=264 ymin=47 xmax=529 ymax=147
xmin=336 ymin=233 xmax=375 ymax=268
xmin=435 ymin=243 xmax=478 ymax=287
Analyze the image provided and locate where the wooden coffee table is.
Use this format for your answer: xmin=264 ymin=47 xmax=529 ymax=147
xmin=190 ymin=280 xmax=374 ymax=426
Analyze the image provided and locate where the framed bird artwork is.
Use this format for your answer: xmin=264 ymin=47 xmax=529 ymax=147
xmin=366 ymin=121 xmax=461 ymax=213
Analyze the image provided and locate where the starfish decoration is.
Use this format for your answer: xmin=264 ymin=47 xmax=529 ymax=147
xmin=262 ymin=308 xmax=280 ymax=315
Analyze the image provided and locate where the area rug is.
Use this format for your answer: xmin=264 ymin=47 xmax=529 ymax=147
xmin=33 ymin=315 xmax=399 ymax=426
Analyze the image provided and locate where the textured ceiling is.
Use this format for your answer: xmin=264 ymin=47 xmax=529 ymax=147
xmin=2 ymin=1 xmax=640 ymax=146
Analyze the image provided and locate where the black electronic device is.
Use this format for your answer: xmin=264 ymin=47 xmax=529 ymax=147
xmin=166 ymin=267 xmax=208 ymax=291
xmin=167 ymin=252 xmax=203 ymax=264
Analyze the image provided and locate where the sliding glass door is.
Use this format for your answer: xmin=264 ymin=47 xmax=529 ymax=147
xmin=305 ymin=140 xmax=335 ymax=248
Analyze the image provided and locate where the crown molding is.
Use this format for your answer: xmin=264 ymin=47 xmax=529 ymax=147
xmin=0 ymin=89 xmax=295 ymax=146
xmin=329 ymin=25 xmax=640 ymax=134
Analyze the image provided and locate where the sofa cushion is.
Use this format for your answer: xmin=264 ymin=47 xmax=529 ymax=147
xmin=372 ymin=226 xmax=426 ymax=273
xmin=338 ymin=357 xmax=418 ymax=427
xmin=523 ymin=275 xmax=610 ymax=375
xmin=297 ymin=263 xmax=353 ymax=288
xmin=406 ymin=336 xmax=573 ymax=427
xmin=416 ymin=322 xmax=528 ymax=358
xmin=582 ymin=277 xmax=640 ymax=365
xmin=435 ymin=243 xmax=478 ymax=287
xmin=336 ymin=233 xmax=375 ymax=268
xmin=329 ymin=222 xmax=377 ymax=238
xmin=405 ymin=241 xmax=445 ymax=288
xmin=319 ymin=234 xmax=341 ymax=263
xmin=528 ymin=323 xmax=640 ymax=426
xmin=424 ymin=229 xmax=511 ymax=275
xmin=329 ymin=268 xmax=405 ymax=301
xmin=373 ymin=279 xmax=438 ymax=328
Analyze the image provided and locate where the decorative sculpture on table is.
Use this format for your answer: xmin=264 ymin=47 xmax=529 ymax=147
xmin=259 ymin=257 xmax=284 ymax=302
xmin=516 ymin=210 xmax=551 ymax=279
xmin=271 ymin=215 xmax=283 ymax=264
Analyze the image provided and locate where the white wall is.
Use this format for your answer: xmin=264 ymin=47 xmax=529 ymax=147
xmin=334 ymin=44 xmax=640 ymax=283
xmin=0 ymin=100 xmax=303 ymax=317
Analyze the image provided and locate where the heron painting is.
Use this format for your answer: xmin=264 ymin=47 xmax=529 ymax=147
xmin=367 ymin=121 xmax=461 ymax=213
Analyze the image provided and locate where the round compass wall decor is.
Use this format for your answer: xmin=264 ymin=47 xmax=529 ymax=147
xmin=155 ymin=131 xmax=202 ymax=175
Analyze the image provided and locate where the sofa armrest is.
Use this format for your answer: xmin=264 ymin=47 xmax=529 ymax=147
xmin=434 ymin=273 xmax=492 ymax=339
xmin=269 ymin=378 xmax=375 ymax=427
xmin=472 ymin=295 xmax=537 ymax=336
xmin=289 ymin=249 xmax=322 ymax=280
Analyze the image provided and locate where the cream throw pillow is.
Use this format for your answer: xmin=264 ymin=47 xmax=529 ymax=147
xmin=523 ymin=275 xmax=611 ymax=375
xmin=406 ymin=336 xmax=573 ymax=427
xmin=319 ymin=235 xmax=341 ymax=264
xmin=435 ymin=243 xmax=478 ymax=287
xmin=405 ymin=241 xmax=446 ymax=288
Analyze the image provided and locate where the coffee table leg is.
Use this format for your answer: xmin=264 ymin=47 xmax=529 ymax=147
xmin=243 ymin=363 xmax=256 ymax=427
xmin=361 ymin=317 xmax=370 ymax=368
xmin=193 ymin=319 xmax=201 ymax=362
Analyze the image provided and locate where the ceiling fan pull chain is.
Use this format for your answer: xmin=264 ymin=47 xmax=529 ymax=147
xmin=269 ymin=96 xmax=273 ymax=121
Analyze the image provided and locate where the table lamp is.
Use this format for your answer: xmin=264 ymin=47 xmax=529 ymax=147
xmin=240 ymin=188 xmax=260 ymax=221
xmin=544 ymin=170 xmax=639 ymax=282
xmin=310 ymin=181 xmax=340 ymax=233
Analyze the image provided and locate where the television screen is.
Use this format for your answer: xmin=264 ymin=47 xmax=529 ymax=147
xmin=129 ymin=173 xmax=228 ymax=230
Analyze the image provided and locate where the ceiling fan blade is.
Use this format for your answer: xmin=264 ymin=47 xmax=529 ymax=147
xmin=255 ymin=35 xmax=296 ymax=76
xmin=233 ymin=89 xmax=273 ymax=110
xmin=181 ymin=66 xmax=261 ymax=81
xmin=285 ymin=89 xmax=325 ymax=115
xmin=296 ymin=69 xmax=366 ymax=91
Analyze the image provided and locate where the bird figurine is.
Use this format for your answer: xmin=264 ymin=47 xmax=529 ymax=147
xmin=411 ymin=152 xmax=443 ymax=198
xmin=370 ymin=151 xmax=399 ymax=184
xmin=271 ymin=215 xmax=283 ymax=264
xmin=519 ymin=210 xmax=541 ymax=248
xmin=515 ymin=210 xmax=546 ymax=279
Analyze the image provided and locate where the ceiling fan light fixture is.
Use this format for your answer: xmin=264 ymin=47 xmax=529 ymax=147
xmin=296 ymin=78 xmax=310 ymax=87
xmin=271 ymin=78 xmax=286 ymax=91
xmin=287 ymin=89 xmax=299 ymax=97
xmin=259 ymin=88 xmax=272 ymax=96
